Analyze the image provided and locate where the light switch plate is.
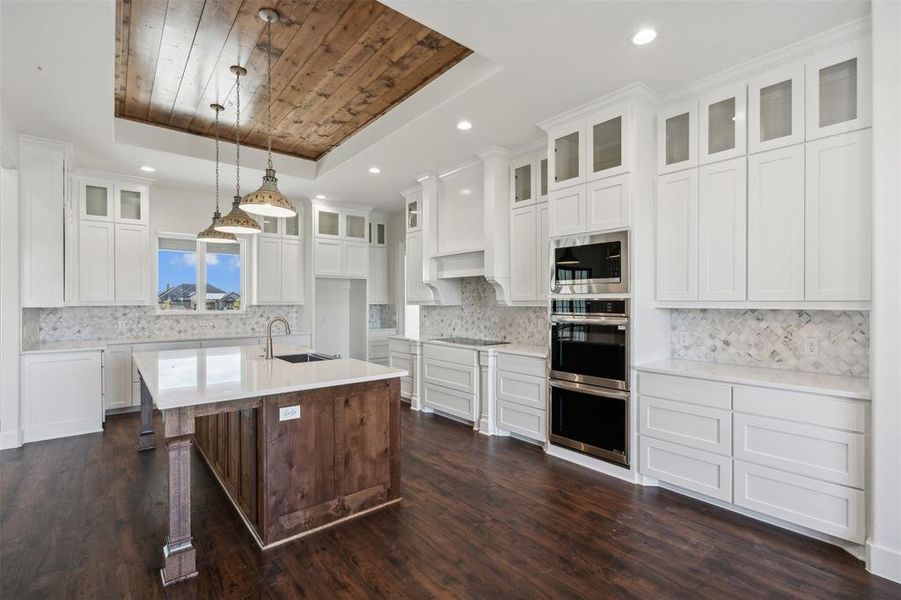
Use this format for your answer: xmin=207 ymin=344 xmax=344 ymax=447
xmin=279 ymin=405 xmax=301 ymax=421
xmin=803 ymin=337 xmax=819 ymax=356
xmin=679 ymin=331 xmax=690 ymax=346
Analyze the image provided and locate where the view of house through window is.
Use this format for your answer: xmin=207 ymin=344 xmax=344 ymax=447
xmin=157 ymin=235 xmax=243 ymax=312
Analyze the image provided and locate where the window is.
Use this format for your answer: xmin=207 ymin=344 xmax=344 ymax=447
xmin=157 ymin=234 xmax=245 ymax=313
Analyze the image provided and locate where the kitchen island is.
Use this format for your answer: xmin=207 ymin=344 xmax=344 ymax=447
xmin=132 ymin=344 xmax=407 ymax=586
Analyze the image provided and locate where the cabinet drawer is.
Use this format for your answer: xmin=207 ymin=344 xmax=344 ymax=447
xmin=423 ymin=382 xmax=475 ymax=421
xmin=369 ymin=340 xmax=389 ymax=360
xmin=496 ymin=370 xmax=546 ymax=410
xmin=639 ymin=396 xmax=731 ymax=455
xmin=390 ymin=353 xmax=413 ymax=374
xmin=733 ymin=386 xmax=867 ymax=433
xmin=496 ymin=353 xmax=546 ymax=377
xmin=640 ymin=436 xmax=732 ymax=502
xmin=389 ymin=338 xmax=412 ymax=355
xmin=734 ymin=460 xmax=865 ymax=543
xmin=638 ymin=372 xmax=732 ymax=409
xmin=498 ymin=401 xmax=546 ymax=443
xmin=734 ymin=413 xmax=865 ymax=488
xmin=423 ymin=343 xmax=477 ymax=367
xmin=423 ymin=358 xmax=477 ymax=395
xmin=400 ymin=376 xmax=413 ymax=399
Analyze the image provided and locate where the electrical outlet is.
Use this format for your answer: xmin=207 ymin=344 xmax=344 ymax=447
xmin=679 ymin=331 xmax=690 ymax=346
xmin=279 ymin=405 xmax=301 ymax=421
xmin=803 ymin=337 xmax=820 ymax=356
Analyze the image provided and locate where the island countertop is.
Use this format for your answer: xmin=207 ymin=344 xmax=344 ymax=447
xmin=133 ymin=344 xmax=408 ymax=411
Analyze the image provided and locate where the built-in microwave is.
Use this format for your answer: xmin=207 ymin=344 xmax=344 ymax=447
xmin=551 ymin=231 xmax=628 ymax=295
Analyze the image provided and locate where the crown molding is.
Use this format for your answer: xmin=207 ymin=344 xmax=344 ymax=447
xmin=537 ymin=81 xmax=661 ymax=131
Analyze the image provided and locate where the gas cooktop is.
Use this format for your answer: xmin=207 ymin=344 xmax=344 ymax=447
xmin=429 ymin=337 xmax=510 ymax=347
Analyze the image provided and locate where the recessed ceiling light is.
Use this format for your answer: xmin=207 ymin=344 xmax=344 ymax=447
xmin=140 ymin=165 xmax=155 ymax=172
xmin=456 ymin=120 xmax=472 ymax=131
xmin=460 ymin=188 xmax=471 ymax=195
xmin=313 ymin=194 xmax=326 ymax=200
xmin=631 ymin=28 xmax=657 ymax=46
xmin=369 ymin=167 xmax=381 ymax=174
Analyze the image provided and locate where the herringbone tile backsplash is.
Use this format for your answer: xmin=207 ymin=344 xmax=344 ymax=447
xmin=671 ymin=309 xmax=869 ymax=378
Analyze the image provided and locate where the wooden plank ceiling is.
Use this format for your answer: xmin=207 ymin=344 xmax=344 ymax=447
xmin=115 ymin=0 xmax=472 ymax=161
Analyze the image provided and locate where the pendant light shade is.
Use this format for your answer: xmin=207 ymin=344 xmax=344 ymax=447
xmin=215 ymin=65 xmax=261 ymax=236
xmin=240 ymin=8 xmax=296 ymax=219
xmin=198 ymin=103 xmax=238 ymax=244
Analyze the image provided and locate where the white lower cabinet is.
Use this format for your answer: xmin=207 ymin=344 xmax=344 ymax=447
xmin=422 ymin=343 xmax=478 ymax=421
xmin=21 ymin=350 xmax=103 ymax=442
xmin=368 ymin=329 xmax=396 ymax=366
xmin=734 ymin=460 xmax=866 ymax=543
xmin=495 ymin=354 xmax=547 ymax=443
xmin=498 ymin=402 xmax=546 ymax=442
xmin=637 ymin=367 xmax=868 ymax=544
xmin=104 ymin=344 xmax=134 ymax=411
xmin=389 ymin=338 xmax=417 ymax=403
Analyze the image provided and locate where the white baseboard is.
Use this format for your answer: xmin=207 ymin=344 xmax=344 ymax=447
xmin=0 ymin=429 xmax=23 ymax=450
xmin=867 ymin=541 xmax=901 ymax=584
xmin=545 ymin=443 xmax=638 ymax=484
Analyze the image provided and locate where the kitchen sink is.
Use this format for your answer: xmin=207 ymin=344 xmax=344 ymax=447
xmin=275 ymin=353 xmax=335 ymax=364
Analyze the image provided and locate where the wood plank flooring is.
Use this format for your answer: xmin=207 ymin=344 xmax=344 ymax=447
xmin=2 ymin=407 xmax=899 ymax=599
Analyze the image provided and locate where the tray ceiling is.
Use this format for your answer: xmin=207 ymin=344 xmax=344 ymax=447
xmin=114 ymin=0 xmax=471 ymax=161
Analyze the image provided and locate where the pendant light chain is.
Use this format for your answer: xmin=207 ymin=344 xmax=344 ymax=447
xmin=214 ymin=107 xmax=220 ymax=211
xmin=235 ymin=67 xmax=241 ymax=198
xmin=266 ymin=18 xmax=273 ymax=170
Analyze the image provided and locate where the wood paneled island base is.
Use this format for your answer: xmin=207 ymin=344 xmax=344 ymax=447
xmin=193 ymin=379 xmax=402 ymax=549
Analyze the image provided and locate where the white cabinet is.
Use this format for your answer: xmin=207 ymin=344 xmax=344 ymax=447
xmin=748 ymin=145 xmax=805 ymax=300
xmin=104 ymin=344 xmax=133 ymax=411
xmin=79 ymin=178 xmax=114 ymax=221
xmin=343 ymin=241 xmax=369 ymax=278
xmin=587 ymin=104 xmax=630 ymax=181
xmin=314 ymin=238 xmax=342 ymax=277
xmin=655 ymin=170 xmax=698 ymax=301
xmin=657 ymin=101 xmax=698 ymax=174
xmin=805 ymin=129 xmax=871 ymax=301
xmin=405 ymin=195 xmax=421 ymax=232
xmin=548 ymin=121 xmax=585 ymax=191
xmin=748 ymin=63 xmax=805 ymax=153
xmin=404 ymin=232 xmax=432 ymax=302
xmin=78 ymin=220 xmax=116 ymax=303
xmin=698 ymin=83 xmax=747 ymax=164
xmin=698 ymin=158 xmax=746 ymax=301
xmin=805 ymin=39 xmax=871 ymax=141
xmin=115 ymin=224 xmax=150 ymax=303
xmin=369 ymin=246 xmax=390 ymax=304
xmin=389 ymin=338 xmax=419 ymax=403
xmin=422 ymin=343 xmax=479 ymax=422
xmin=21 ymin=350 xmax=103 ymax=443
xmin=640 ymin=436 xmax=734 ymax=502
xmin=586 ymin=174 xmax=630 ymax=232
xmin=495 ymin=353 xmax=548 ymax=443
xmin=510 ymin=204 xmax=538 ymax=302
xmin=511 ymin=154 xmax=536 ymax=207
xmin=548 ymin=186 xmax=585 ymax=237
xmin=20 ymin=136 xmax=71 ymax=307
xmin=314 ymin=206 xmax=341 ymax=238
xmin=253 ymin=203 xmax=304 ymax=305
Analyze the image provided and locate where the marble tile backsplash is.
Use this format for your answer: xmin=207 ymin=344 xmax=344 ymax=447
xmin=421 ymin=277 xmax=548 ymax=346
xmin=30 ymin=305 xmax=303 ymax=344
xmin=671 ymin=309 xmax=869 ymax=378
xmin=369 ymin=304 xmax=398 ymax=330
xmin=22 ymin=308 xmax=40 ymax=348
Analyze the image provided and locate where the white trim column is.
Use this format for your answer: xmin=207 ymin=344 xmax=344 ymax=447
xmin=0 ymin=167 xmax=22 ymax=449
xmin=478 ymin=349 xmax=498 ymax=435
xmin=868 ymin=1 xmax=901 ymax=584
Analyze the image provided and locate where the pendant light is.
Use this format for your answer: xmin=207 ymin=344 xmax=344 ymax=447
xmin=239 ymin=8 xmax=296 ymax=218
xmin=215 ymin=65 xmax=262 ymax=235
xmin=197 ymin=103 xmax=238 ymax=244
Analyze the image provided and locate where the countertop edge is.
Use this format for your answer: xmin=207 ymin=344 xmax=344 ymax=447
xmin=22 ymin=332 xmax=314 ymax=354
xmin=635 ymin=360 xmax=871 ymax=400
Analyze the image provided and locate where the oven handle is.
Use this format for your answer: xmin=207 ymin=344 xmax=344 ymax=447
xmin=549 ymin=379 xmax=630 ymax=401
xmin=550 ymin=315 xmax=629 ymax=326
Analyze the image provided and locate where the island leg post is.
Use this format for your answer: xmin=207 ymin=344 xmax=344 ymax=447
xmin=161 ymin=408 xmax=197 ymax=585
xmin=137 ymin=377 xmax=156 ymax=451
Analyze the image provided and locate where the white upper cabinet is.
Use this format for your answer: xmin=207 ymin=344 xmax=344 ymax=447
xmin=805 ymin=40 xmax=871 ymax=141
xmin=78 ymin=220 xmax=116 ymax=303
xmin=115 ymin=183 xmax=149 ymax=225
xmin=79 ymin=179 xmax=113 ymax=221
xmin=656 ymin=169 xmax=699 ymax=301
xmin=805 ymin=129 xmax=871 ymax=301
xmin=114 ymin=223 xmax=150 ymax=303
xmin=313 ymin=238 xmax=343 ymax=277
xmin=405 ymin=195 xmax=421 ymax=232
xmin=345 ymin=211 xmax=368 ymax=241
xmin=405 ymin=231 xmax=432 ymax=302
xmin=748 ymin=145 xmax=805 ymax=301
xmin=256 ymin=236 xmax=283 ymax=303
xmin=587 ymin=104 xmax=630 ymax=180
xmin=548 ymin=186 xmax=585 ymax=238
xmin=254 ymin=201 xmax=304 ymax=304
xmin=343 ymin=241 xmax=369 ymax=278
xmin=586 ymin=174 xmax=630 ymax=233
xmin=698 ymin=83 xmax=747 ymax=164
xmin=538 ymin=155 xmax=549 ymax=201
xmin=312 ymin=204 xmax=370 ymax=279
xmin=698 ymin=158 xmax=747 ymax=301
xmin=657 ymin=101 xmax=698 ymax=174
xmin=314 ymin=206 xmax=341 ymax=238
xmin=511 ymin=155 xmax=536 ymax=207
xmin=548 ymin=121 xmax=585 ymax=191
xmin=510 ymin=205 xmax=538 ymax=302
xmin=79 ymin=178 xmax=149 ymax=225
xmin=748 ymin=63 xmax=805 ymax=153
xmin=280 ymin=238 xmax=304 ymax=303
xmin=369 ymin=219 xmax=387 ymax=246
xmin=369 ymin=246 xmax=390 ymax=304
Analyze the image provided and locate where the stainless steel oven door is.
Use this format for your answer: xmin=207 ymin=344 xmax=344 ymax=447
xmin=549 ymin=379 xmax=630 ymax=466
xmin=549 ymin=315 xmax=630 ymax=391
xmin=552 ymin=231 xmax=628 ymax=295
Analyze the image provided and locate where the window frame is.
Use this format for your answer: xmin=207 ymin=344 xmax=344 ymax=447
xmin=154 ymin=231 xmax=247 ymax=315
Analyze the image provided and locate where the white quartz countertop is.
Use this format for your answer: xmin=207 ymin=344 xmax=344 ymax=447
xmin=132 ymin=344 xmax=408 ymax=410
xmin=393 ymin=335 xmax=547 ymax=359
xmin=21 ymin=332 xmax=313 ymax=354
xmin=636 ymin=359 xmax=870 ymax=400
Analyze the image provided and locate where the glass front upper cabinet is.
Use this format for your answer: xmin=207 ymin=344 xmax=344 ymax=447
xmin=260 ymin=214 xmax=279 ymax=235
xmin=81 ymin=181 xmax=112 ymax=221
xmin=748 ymin=63 xmax=805 ymax=153
xmin=369 ymin=221 xmax=386 ymax=245
xmin=805 ymin=40 xmax=870 ymax=140
xmin=549 ymin=124 xmax=584 ymax=191
xmin=657 ymin=101 xmax=697 ymax=174
xmin=587 ymin=105 xmax=629 ymax=180
xmin=316 ymin=208 xmax=340 ymax=237
xmin=345 ymin=214 xmax=366 ymax=240
xmin=512 ymin=158 xmax=534 ymax=206
xmin=698 ymin=83 xmax=747 ymax=164
xmin=115 ymin=184 xmax=149 ymax=224
xmin=284 ymin=203 xmax=301 ymax=237
xmin=539 ymin=157 xmax=548 ymax=199
xmin=406 ymin=197 xmax=420 ymax=232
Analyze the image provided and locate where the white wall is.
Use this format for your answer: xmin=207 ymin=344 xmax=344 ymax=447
xmin=0 ymin=167 xmax=21 ymax=448
xmin=150 ymin=184 xmax=223 ymax=235
xmin=1 ymin=104 xmax=18 ymax=169
xmin=868 ymin=0 xmax=901 ymax=584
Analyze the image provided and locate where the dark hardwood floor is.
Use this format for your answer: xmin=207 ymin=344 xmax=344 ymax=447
xmin=2 ymin=407 xmax=899 ymax=599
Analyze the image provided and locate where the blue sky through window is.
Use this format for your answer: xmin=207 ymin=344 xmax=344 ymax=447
xmin=158 ymin=249 xmax=197 ymax=293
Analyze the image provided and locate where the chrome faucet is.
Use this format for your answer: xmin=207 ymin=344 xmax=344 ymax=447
xmin=264 ymin=316 xmax=291 ymax=359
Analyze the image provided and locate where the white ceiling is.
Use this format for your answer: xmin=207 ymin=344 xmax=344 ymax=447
xmin=0 ymin=0 xmax=868 ymax=212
